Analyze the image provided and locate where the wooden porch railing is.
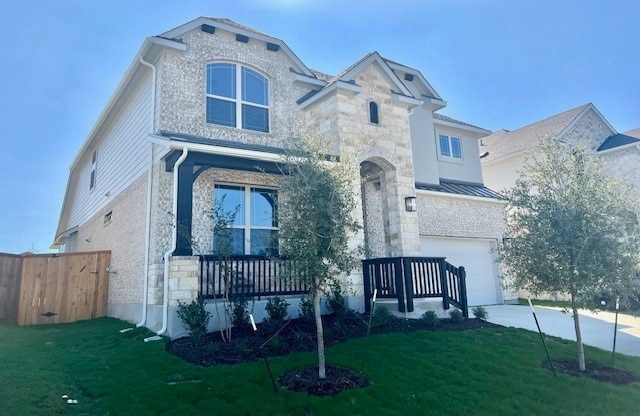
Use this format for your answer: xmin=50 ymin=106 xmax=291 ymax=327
xmin=362 ymin=257 xmax=468 ymax=318
xmin=199 ymin=255 xmax=309 ymax=300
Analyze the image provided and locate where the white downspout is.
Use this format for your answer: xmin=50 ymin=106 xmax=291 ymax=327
xmin=136 ymin=142 xmax=154 ymax=328
xmin=146 ymin=147 xmax=188 ymax=341
xmin=137 ymin=56 xmax=157 ymax=328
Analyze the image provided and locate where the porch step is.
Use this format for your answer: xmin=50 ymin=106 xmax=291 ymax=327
xmin=374 ymin=298 xmax=458 ymax=319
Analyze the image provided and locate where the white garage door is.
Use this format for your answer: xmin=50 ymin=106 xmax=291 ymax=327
xmin=420 ymin=237 xmax=500 ymax=306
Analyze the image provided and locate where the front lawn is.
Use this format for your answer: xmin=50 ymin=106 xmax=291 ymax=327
xmin=1 ymin=318 xmax=639 ymax=415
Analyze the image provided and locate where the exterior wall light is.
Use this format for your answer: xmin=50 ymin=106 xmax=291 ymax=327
xmin=405 ymin=196 xmax=417 ymax=212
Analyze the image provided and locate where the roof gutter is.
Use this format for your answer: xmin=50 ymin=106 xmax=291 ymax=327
xmin=596 ymin=142 xmax=640 ymax=155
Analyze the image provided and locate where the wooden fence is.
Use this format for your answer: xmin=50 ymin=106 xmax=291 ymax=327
xmin=0 ymin=251 xmax=110 ymax=325
xmin=0 ymin=253 xmax=23 ymax=322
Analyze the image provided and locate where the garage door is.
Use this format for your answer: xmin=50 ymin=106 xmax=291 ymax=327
xmin=420 ymin=237 xmax=499 ymax=306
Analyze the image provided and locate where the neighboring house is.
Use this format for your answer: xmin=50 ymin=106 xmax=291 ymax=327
xmin=53 ymin=17 xmax=513 ymax=338
xmin=482 ymin=103 xmax=640 ymax=204
xmin=481 ymin=103 xmax=640 ymax=299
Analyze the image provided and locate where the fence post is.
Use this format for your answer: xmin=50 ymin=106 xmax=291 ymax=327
xmin=362 ymin=260 xmax=372 ymax=314
xmin=394 ymin=258 xmax=406 ymax=313
xmin=439 ymin=259 xmax=450 ymax=310
xmin=402 ymin=258 xmax=414 ymax=313
xmin=458 ymin=266 xmax=468 ymax=318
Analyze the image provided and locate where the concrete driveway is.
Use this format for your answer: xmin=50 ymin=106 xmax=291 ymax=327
xmin=484 ymin=304 xmax=640 ymax=357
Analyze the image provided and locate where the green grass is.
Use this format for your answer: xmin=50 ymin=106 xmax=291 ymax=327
xmin=1 ymin=318 xmax=639 ymax=415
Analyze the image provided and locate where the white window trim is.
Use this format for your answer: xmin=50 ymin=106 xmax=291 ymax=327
xmin=205 ymin=62 xmax=271 ymax=133
xmin=213 ymin=183 xmax=278 ymax=255
xmin=437 ymin=134 xmax=464 ymax=162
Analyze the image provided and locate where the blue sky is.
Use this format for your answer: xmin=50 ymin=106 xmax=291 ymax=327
xmin=0 ymin=0 xmax=638 ymax=253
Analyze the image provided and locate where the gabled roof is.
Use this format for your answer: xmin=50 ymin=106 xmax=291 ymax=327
xmin=327 ymin=51 xmax=413 ymax=96
xmin=383 ymin=58 xmax=443 ymax=101
xmin=160 ymin=17 xmax=315 ymax=77
xmin=299 ymin=51 xmax=440 ymax=109
xmin=433 ymin=113 xmax=491 ymax=135
xmin=597 ymin=133 xmax=640 ymax=152
xmin=481 ymin=103 xmax=592 ymax=164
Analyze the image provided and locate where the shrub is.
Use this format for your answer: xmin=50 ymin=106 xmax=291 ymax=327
xmin=449 ymin=308 xmax=464 ymax=324
xmin=421 ymin=310 xmax=439 ymax=329
xmin=299 ymin=295 xmax=314 ymax=321
xmin=229 ymin=296 xmax=250 ymax=328
xmin=176 ymin=296 xmax=211 ymax=348
xmin=265 ymin=296 xmax=290 ymax=321
xmin=371 ymin=306 xmax=391 ymax=327
xmin=326 ymin=283 xmax=347 ymax=316
xmin=472 ymin=306 xmax=488 ymax=320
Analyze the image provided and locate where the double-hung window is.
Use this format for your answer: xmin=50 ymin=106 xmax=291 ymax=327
xmin=206 ymin=63 xmax=269 ymax=132
xmin=438 ymin=134 xmax=463 ymax=160
xmin=213 ymin=184 xmax=278 ymax=256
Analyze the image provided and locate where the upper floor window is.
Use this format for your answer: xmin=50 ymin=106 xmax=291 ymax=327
xmin=439 ymin=134 xmax=463 ymax=160
xmin=89 ymin=150 xmax=97 ymax=190
xmin=206 ymin=63 xmax=269 ymax=133
xmin=213 ymin=184 xmax=278 ymax=256
xmin=369 ymin=101 xmax=379 ymax=124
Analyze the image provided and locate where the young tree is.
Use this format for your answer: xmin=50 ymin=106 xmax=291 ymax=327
xmin=278 ymin=135 xmax=361 ymax=379
xmin=503 ymin=143 xmax=640 ymax=371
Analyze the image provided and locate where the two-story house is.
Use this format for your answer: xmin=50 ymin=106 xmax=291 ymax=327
xmin=53 ymin=17 xmax=513 ymax=338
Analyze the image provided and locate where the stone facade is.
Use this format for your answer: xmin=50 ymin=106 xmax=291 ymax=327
xmin=158 ymin=30 xmax=308 ymax=147
xmin=563 ymin=108 xmax=614 ymax=153
xmin=600 ymin=147 xmax=640 ymax=215
xmin=417 ymin=194 xmax=506 ymax=239
xmin=59 ymin=20 xmax=511 ymax=337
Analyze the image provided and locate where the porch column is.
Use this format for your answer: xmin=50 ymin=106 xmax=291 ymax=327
xmin=174 ymin=161 xmax=194 ymax=256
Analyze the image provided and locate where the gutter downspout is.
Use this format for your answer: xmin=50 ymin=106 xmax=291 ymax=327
xmin=137 ymin=56 xmax=157 ymax=328
xmin=145 ymin=147 xmax=188 ymax=341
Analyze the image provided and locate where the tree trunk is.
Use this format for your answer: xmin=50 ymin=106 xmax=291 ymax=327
xmin=313 ymin=288 xmax=326 ymax=379
xmin=570 ymin=291 xmax=586 ymax=371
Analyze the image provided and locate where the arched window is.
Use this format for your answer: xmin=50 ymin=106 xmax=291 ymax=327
xmin=369 ymin=101 xmax=379 ymax=124
xmin=206 ymin=63 xmax=269 ymax=132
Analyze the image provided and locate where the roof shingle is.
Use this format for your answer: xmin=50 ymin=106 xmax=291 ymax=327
xmin=480 ymin=104 xmax=590 ymax=163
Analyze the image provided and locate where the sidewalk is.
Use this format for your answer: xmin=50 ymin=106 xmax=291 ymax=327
xmin=484 ymin=304 xmax=640 ymax=357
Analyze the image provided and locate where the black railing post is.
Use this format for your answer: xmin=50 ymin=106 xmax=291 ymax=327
xmin=393 ymin=258 xmax=406 ymax=313
xmin=362 ymin=260 xmax=372 ymax=314
xmin=458 ymin=266 xmax=468 ymax=318
xmin=403 ymin=258 xmax=414 ymax=313
xmin=439 ymin=259 xmax=450 ymax=310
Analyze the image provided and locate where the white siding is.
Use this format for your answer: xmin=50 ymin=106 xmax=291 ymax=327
xmin=67 ymin=74 xmax=153 ymax=229
xmin=482 ymin=154 xmax=528 ymax=194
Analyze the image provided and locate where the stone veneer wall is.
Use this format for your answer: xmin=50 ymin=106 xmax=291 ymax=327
xmin=599 ymin=148 xmax=640 ymax=214
xmin=417 ymin=194 xmax=506 ymax=239
xmin=563 ymin=108 xmax=615 ymax=153
xmin=158 ymin=29 xmax=309 ymax=147
xmin=74 ymin=172 xmax=149 ymax=322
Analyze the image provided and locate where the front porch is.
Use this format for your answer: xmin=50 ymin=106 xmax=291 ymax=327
xmin=169 ymin=254 xmax=469 ymax=319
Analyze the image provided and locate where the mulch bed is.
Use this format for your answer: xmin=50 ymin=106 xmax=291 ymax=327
xmin=166 ymin=311 xmax=497 ymax=367
xmin=166 ymin=310 xmax=497 ymax=396
xmin=543 ymin=359 xmax=639 ymax=385
xmin=278 ymin=365 xmax=370 ymax=396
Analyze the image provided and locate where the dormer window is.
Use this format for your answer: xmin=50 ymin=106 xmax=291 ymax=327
xmin=206 ymin=63 xmax=269 ymax=132
xmin=369 ymin=101 xmax=379 ymax=125
xmin=439 ymin=134 xmax=463 ymax=160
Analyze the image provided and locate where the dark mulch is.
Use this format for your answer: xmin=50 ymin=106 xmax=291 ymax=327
xmin=543 ymin=360 xmax=639 ymax=385
xmin=166 ymin=311 xmax=498 ymax=367
xmin=278 ymin=365 xmax=370 ymax=396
